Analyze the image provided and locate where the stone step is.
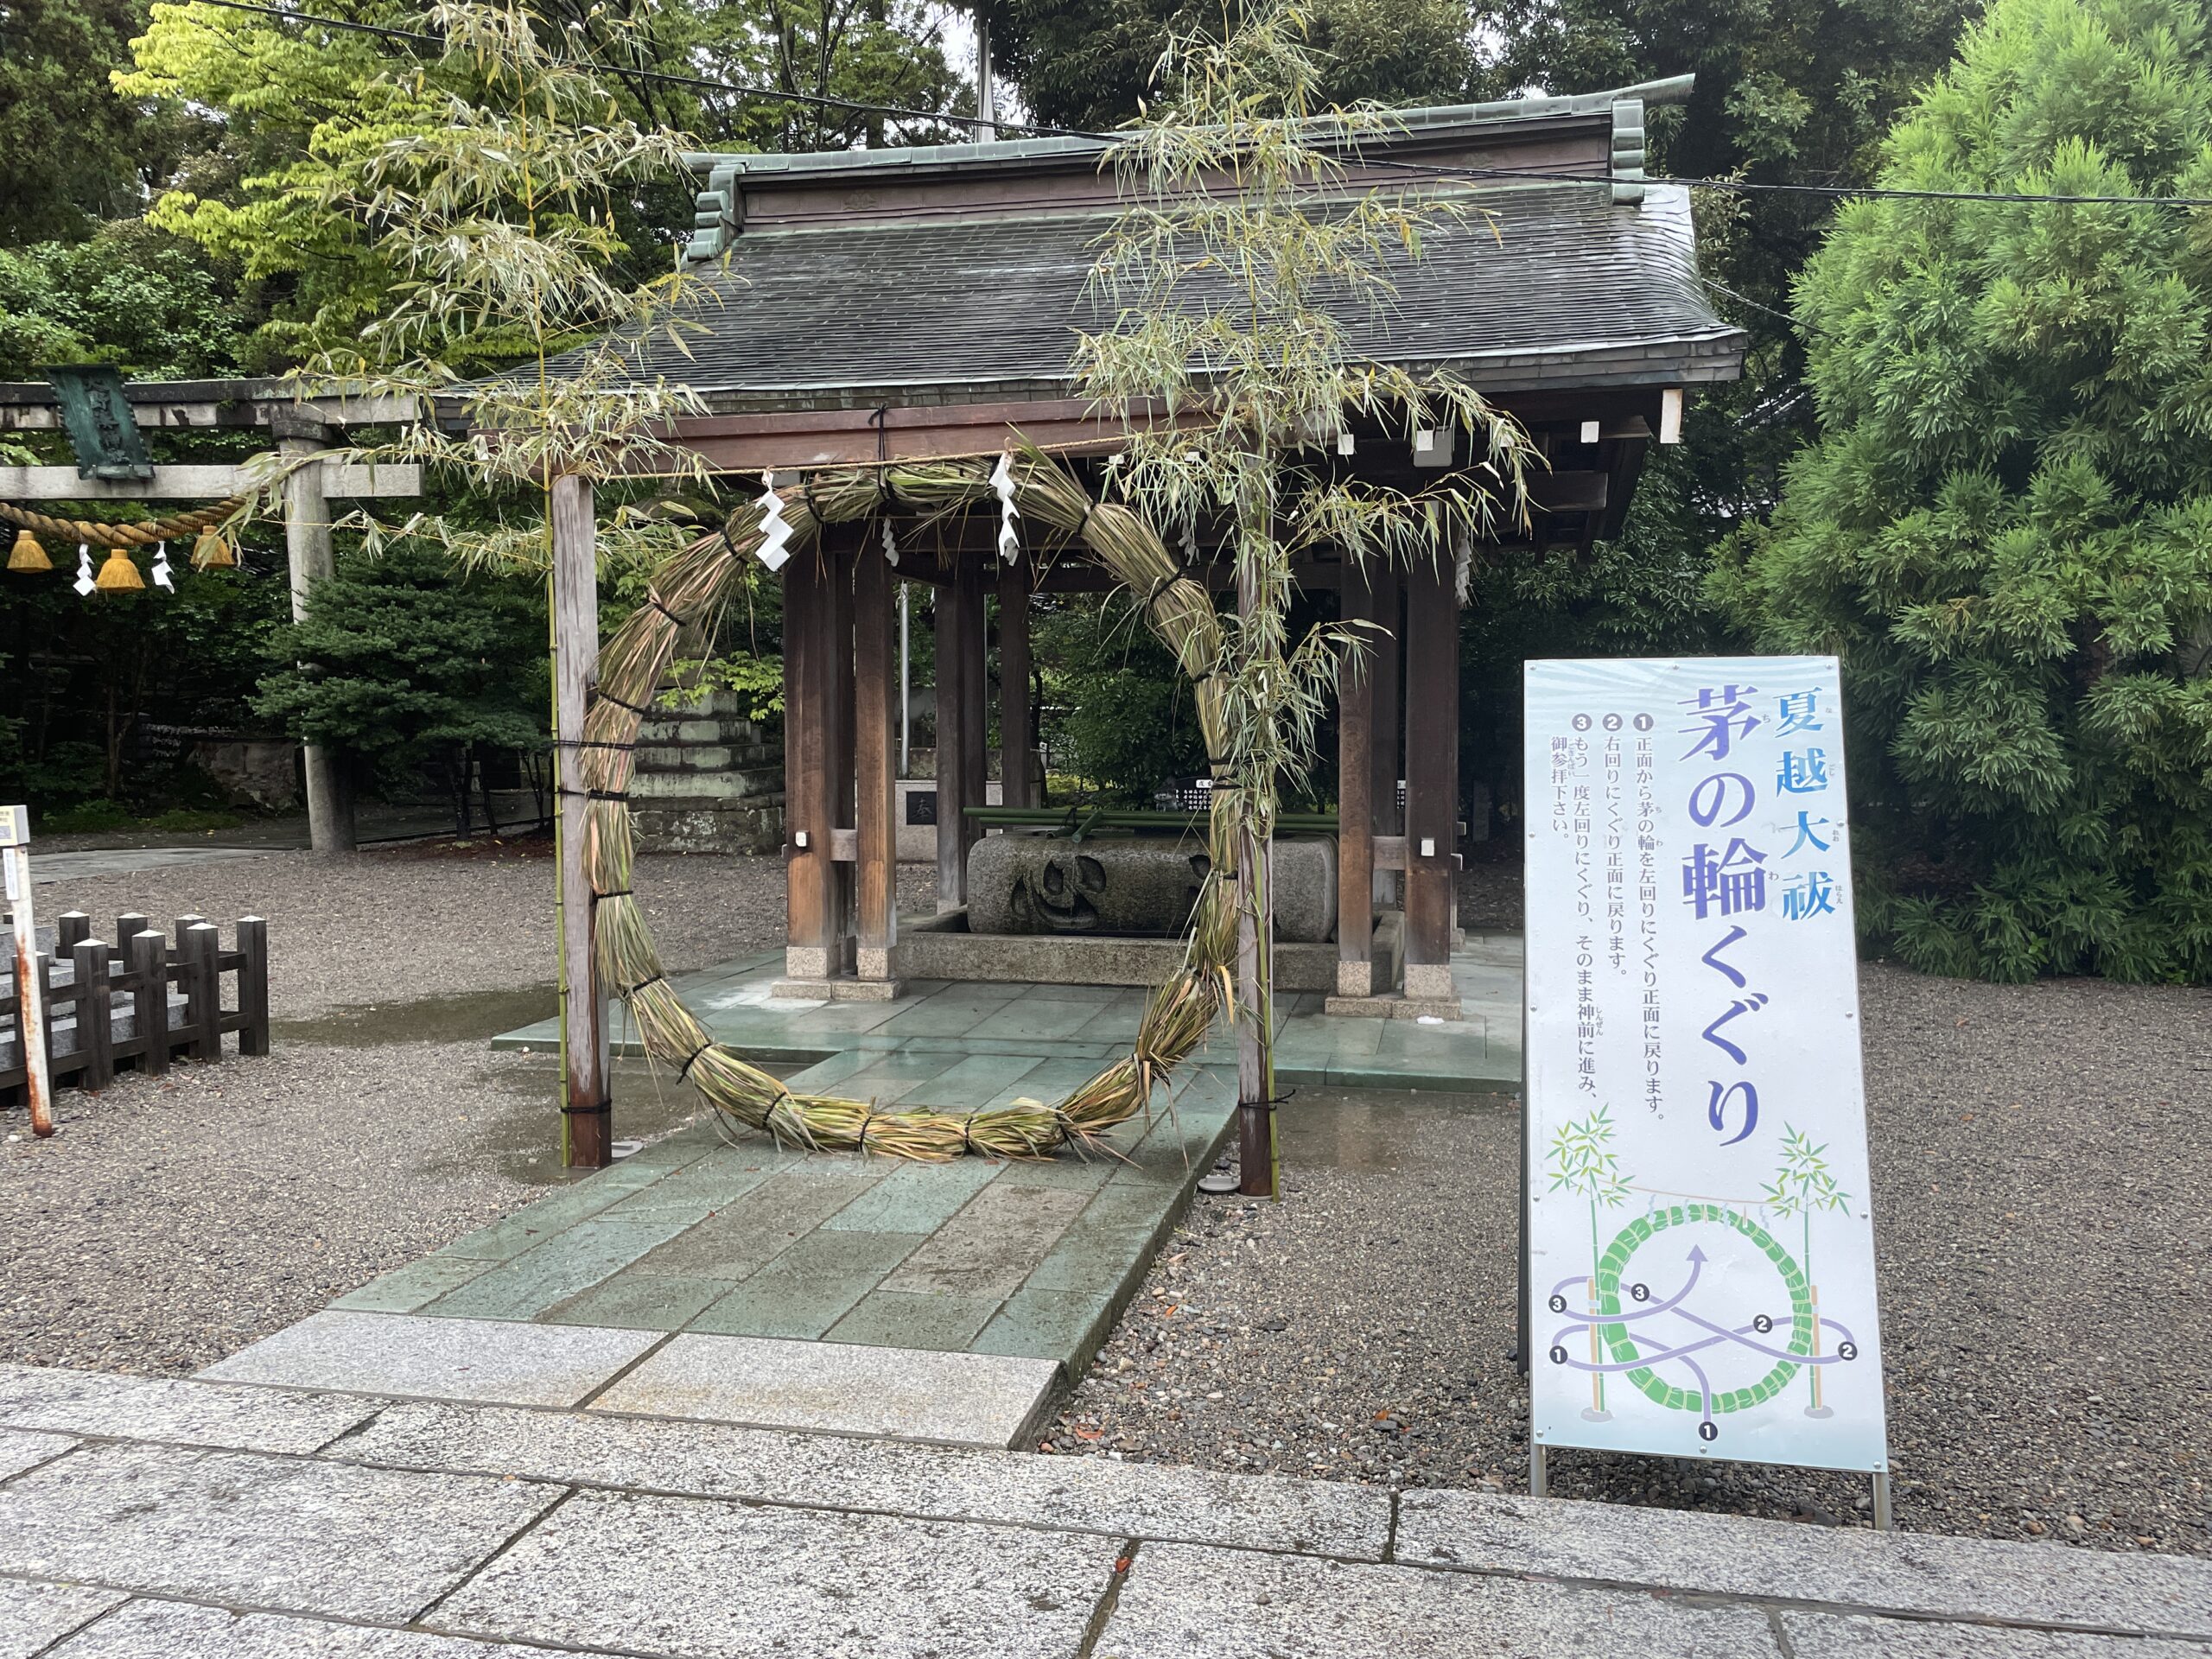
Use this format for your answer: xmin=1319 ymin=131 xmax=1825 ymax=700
xmin=1 ymin=1357 xmax=2209 ymax=1658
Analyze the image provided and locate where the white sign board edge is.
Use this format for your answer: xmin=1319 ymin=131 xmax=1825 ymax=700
xmin=1522 ymin=655 xmax=1890 ymax=1477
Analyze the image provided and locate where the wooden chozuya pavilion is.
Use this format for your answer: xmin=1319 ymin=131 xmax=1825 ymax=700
xmin=547 ymin=75 xmax=1745 ymax=1154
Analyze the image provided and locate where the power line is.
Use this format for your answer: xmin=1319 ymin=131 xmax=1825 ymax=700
xmin=164 ymin=0 xmax=2212 ymax=210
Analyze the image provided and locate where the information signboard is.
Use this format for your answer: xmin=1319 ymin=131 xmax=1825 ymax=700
xmin=1523 ymin=657 xmax=1888 ymax=1478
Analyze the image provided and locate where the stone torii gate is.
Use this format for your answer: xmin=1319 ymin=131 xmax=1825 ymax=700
xmin=0 ymin=375 xmax=423 ymax=854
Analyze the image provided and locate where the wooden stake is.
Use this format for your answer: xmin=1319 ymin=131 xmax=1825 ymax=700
xmin=551 ymin=473 xmax=609 ymax=1168
xmin=1336 ymin=560 xmax=1376 ymax=995
xmin=2 ymin=806 xmax=52 ymax=1135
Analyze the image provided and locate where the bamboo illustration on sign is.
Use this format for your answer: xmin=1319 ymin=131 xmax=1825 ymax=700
xmin=1762 ymin=1125 xmax=1851 ymax=1415
xmin=1547 ymin=1105 xmax=1634 ymax=1418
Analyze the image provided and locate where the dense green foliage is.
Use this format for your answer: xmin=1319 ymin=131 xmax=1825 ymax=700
xmin=983 ymin=0 xmax=1477 ymax=130
xmin=254 ymin=547 xmax=548 ymax=829
xmin=0 ymin=223 xmax=242 ymax=378
xmin=1713 ymin=0 xmax=2212 ymax=982
xmin=1033 ymin=596 xmax=1210 ymax=800
xmin=0 ymin=550 xmax=290 ymax=810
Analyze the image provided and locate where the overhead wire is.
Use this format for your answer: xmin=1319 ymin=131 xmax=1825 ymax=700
xmin=165 ymin=0 xmax=2212 ymax=210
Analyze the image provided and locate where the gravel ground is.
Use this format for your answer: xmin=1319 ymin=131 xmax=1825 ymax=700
xmin=1046 ymin=963 xmax=2212 ymax=1559
xmin=0 ymin=844 xmax=931 ymax=1375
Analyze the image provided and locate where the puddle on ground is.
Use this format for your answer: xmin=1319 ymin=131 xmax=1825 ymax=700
xmin=444 ymin=1052 xmax=802 ymax=1187
xmin=1272 ymin=1088 xmax=1516 ymax=1171
xmin=271 ymin=985 xmax=559 ymax=1048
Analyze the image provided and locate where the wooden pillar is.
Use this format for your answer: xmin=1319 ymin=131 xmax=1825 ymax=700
xmin=784 ymin=543 xmax=838 ymax=976
xmin=276 ymin=421 xmax=356 ymax=854
xmin=1402 ymin=551 xmax=1459 ymax=1004
xmin=551 ymin=473 xmax=609 ymax=1167
xmin=935 ymin=557 xmax=986 ymax=910
xmin=1370 ymin=559 xmax=1402 ymax=910
xmin=825 ymin=531 xmax=857 ymax=975
xmin=854 ymin=533 xmax=899 ymax=981
xmin=997 ymin=556 xmax=1035 ymax=809
xmin=1336 ymin=560 xmax=1376 ymax=996
xmin=961 ymin=560 xmax=988 ymax=848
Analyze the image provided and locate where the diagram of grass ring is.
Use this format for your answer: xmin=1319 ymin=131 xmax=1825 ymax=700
xmin=1543 ymin=1109 xmax=1864 ymax=1440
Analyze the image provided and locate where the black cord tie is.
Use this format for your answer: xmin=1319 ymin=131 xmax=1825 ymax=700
xmin=593 ymin=688 xmax=655 ymax=717
xmin=551 ymin=737 xmax=637 ymax=752
xmin=648 ymin=596 xmax=686 ymax=629
xmin=596 ymin=887 xmax=634 ymax=899
xmin=677 ymin=1038 xmax=713 ymax=1081
xmin=556 ymin=786 xmax=633 ymax=801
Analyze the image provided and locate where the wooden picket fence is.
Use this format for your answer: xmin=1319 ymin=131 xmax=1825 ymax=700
xmin=0 ymin=911 xmax=270 ymax=1102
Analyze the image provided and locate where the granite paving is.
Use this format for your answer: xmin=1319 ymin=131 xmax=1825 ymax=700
xmin=0 ymin=1364 xmax=2207 ymax=1658
xmin=1099 ymin=1541 xmax=1779 ymax=1658
xmin=592 ymin=1331 xmax=1060 ymax=1446
xmin=427 ymin=1486 xmax=1122 ymax=1659
xmin=0 ymin=1427 xmax=76 ymax=1481
xmin=0 ymin=1361 xmax=377 ymax=1453
xmin=38 ymin=1601 xmax=557 ymax=1658
xmin=341 ymin=1396 xmax=1393 ymax=1555
xmin=0 ymin=1440 xmax=559 ymax=1622
xmin=0 ymin=1578 xmax=124 ymax=1659
xmin=1396 ymin=1487 xmax=2212 ymax=1637
xmin=198 ymin=1311 xmax=661 ymax=1408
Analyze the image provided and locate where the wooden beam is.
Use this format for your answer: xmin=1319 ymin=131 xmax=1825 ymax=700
xmin=1402 ymin=551 xmax=1459 ymax=1000
xmin=784 ymin=543 xmax=838 ymax=975
xmin=997 ymin=555 xmax=1034 ymax=809
xmin=550 ymin=474 xmax=610 ymax=1168
xmin=1337 ymin=560 xmax=1377 ymax=996
xmin=1370 ymin=558 xmax=1402 ymax=911
xmin=854 ymin=537 xmax=898 ymax=976
xmin=0 ymin=461 xmax=419 ymax=499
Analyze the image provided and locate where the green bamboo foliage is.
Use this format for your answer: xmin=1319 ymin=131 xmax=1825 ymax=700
xmin=581 ymin=448 xmax=1243 ymax=1160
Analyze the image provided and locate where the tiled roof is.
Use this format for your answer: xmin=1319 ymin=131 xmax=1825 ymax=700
xmin=588 ymin=183 xmax=1740 ymax=410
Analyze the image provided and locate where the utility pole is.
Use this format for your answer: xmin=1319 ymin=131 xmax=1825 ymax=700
xmin=974 ymin=6 xmax=996 ymax=138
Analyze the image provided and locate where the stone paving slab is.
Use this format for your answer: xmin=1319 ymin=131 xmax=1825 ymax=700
xmin=39 ymin=1599 xmax=559 ymax=1658
xmin=345 ymin=1396 xmax=1392 ymax=1556
xmin=1395 ymin=1489 xmax=2212 ymax=1638
xmin=429 ymin=1486 xmax=1121 ymax=1659
xmin=1098 ymin=1540 xmax=1777 ymax=1658
xmin=0 ymin=1441 xmax=557 ymax=1623
xmin=198 ymin=1311 xmax=662 ymax=1408
xmin=490 ymin=941 xmax=1524 ymax=1090
xmin=1778 ymin=1611 xmax=2212 ymax=1657
xmin=592 ymin=1332 xmax=1059 ymax=1447
xmin=0 ymin=1427 xmax=76 ymax=1481
xmin=0 ymin=1363 xmax=377 ymax=1454
xmin=0 ymin=1577 xmax=125 ymax=1658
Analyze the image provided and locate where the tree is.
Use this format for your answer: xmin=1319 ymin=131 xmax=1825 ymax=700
xmin=253 ymin=547 xmax=548 ymax=832
xmin=1033 ymin=594 xmax=1210 ymax=801
xmin=1077 ymin=1 xmax=1533 ymax=1185
xmin=1712 ymin=0 xmax=2212 ymax=982
xmin=1 ymin=0 xmax=165 ymax=244
xmin=983 ymin=0 xmax=1478 ymax=132
xmin=0 ymin=223 xmax=243 ymax=378
xmin=118 ymin=0 xmax=963 ymax=366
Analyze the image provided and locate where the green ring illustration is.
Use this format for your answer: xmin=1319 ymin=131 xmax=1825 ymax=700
xmin=1593 ymin=1202 xmax=1815 ymax=1414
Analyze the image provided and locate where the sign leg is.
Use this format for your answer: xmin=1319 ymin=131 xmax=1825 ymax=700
xmin=1872 ymin=1471 xmax=1893 ymax=1533
xmin=1529 ymin=1442 xmax=1548 ymax=1499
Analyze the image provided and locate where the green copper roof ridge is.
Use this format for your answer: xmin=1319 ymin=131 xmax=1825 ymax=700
xmin=677 ymin=75 xmax=1695 ymax=178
